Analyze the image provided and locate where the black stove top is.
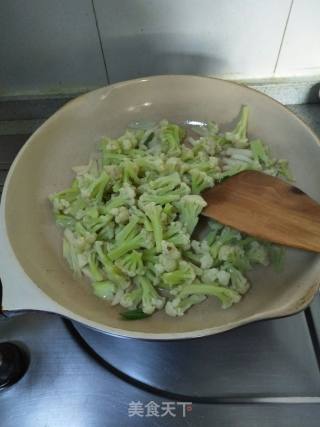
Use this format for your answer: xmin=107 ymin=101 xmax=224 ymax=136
xmin=1 ymin=98 xmax=320 ymax=426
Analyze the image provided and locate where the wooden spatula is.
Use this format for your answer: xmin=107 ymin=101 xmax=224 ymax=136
xmin=202 ymin=170 xmax=320 ymax=252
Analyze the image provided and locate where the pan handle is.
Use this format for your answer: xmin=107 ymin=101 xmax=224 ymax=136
xmin=0 ymin=248 xmax=67 ymax=318
xmin=0 ymin=274 xmax=65 ymax=317
xmin=0 ymin=203 xmax=68 ymax=316
xmin=0 ymin=270 xmax=66 ymax=317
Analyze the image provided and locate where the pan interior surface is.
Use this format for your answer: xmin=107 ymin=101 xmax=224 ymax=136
xmin=4 ymin=75 xmax=320 ymax=338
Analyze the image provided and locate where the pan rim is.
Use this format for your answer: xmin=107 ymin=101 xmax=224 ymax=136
xmin=1 ymin=74 xmax=320 ymax=339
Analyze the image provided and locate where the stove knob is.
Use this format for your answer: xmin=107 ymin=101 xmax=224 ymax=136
xmin=0 ymin=342 xmax=29 ymax=389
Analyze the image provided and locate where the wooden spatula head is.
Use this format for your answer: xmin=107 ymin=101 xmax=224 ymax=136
xmin=202 ymin=170 xmax=320 ymax=252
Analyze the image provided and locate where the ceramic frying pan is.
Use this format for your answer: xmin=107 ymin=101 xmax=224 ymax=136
xmin=1 ymin=75 xmax=319 ymax=339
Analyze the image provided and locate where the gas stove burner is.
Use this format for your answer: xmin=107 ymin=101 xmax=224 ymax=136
xmin=68 ymin=309 xmax=320 ymax=401
xmin=0 ymin=342 xmax=30 ymax=389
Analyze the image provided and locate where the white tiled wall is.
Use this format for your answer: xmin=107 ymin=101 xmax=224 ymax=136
xmin=93 ymin=0 xmax=291 ymax=83
xmin=0 ymin=0 xmax=319 ymax=95
xmin=275 ymin=0 xmax=320 ymax=76
xmin=0 ymin=0 xmax=107 ymax=95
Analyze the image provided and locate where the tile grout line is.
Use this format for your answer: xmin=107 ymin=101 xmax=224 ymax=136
xmin=91 ymin=0 xmax=110 ymax=85
xmin=273 ymin=0 xmax=294 ymax=75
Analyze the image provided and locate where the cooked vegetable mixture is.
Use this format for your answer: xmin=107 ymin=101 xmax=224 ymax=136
xmin=49 ymin=106 xmax=291 ymax=318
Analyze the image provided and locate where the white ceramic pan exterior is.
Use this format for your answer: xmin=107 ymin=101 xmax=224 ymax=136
xmin=1 ymin=75 xmax=320 ymax=339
